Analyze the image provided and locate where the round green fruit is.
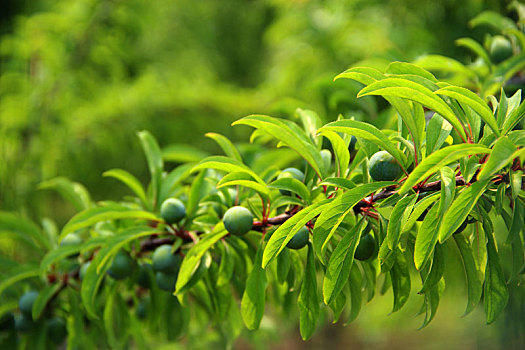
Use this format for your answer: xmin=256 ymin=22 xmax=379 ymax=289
xmin=160 ymin=198 xmax=186 ymax=224
xmin=223 ymin=206 xmax=254 ymax=236
xmin=0 ymin=312 xmax=15 ymax=331
xmin=137 ymin=263 xmax=154 ymax=288
xmin=152 ymin=245 xmax=181 ymax=273
xmin=15 ymin=314 xmax=36 ymax=333
xmin=107 ymin=251 xmax=135 ymax=280
xmin=156 ymin=271 xmax=178 ymax=292
xmin=369 ymin=151 xmax=401 ymax=181
xmin=490 ymin=35 xmax=513 ymax=64
xmin=19 ymin=290 xmax=39 ymax=318
xmin=354 ymin=234 xmax=376 ymax=261
xmin=320 ymin=149 xmax=332 ymax=171
xmin=46 ymin=317 xmax=67 ymax=344
xmin=79 ymin=261 xmax=91 ymax=281
xmin=286 ymin=226 xmax=309 ymax=250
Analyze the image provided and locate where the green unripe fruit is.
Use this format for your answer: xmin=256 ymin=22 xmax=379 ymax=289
xmin=107 ymin=251 xmax=135 ymax=280
xmin=136 ymin=300 xmax=147 ymax=320
xmin=152 ymin=245 xmax=181 ymax=273
xmin=286 ymin=226 xmax=309 ymax=250
xmin=19 ymin=290 xmax=39 ymax=318
xmin=348 ymin=135 xmax=357 ymax=153
xmin=354 ymin=234 xmax=376 ymax=261
xmin=15 ymin=314 xmax=36 ymax=332
xmin=223 ymin=206 xmax=253 ymax=236
xmin=160 ymin=198 xmax=186 ymax=224
xmin=320 ymin=149 xmax=331 ymax=171
xmin=60 ymin=233 xmax=82 ymax=258
xmin=137 ymin=263 xmax=154 ymax=288
xmin=369 ymin=151 xmax=401 ymax=181
xmin=0 ymin=312 xmax=15 ymax=331
xmin=277 ymin=167 xmax=305 ymax=196
xmin=156 ymin=271 xmax=178 ymax=292
xmin=490 ymin=36 xmax=513 ymax=64
xmin=46 ymin=317 xmax=67 ymax=344
xmin=79 ymin=261 xmax=91 ymax=280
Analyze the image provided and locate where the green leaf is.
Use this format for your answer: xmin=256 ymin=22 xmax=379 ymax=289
xmin=386 ymin=194 xmax=417 ymax=249
xmin=205 ymin=132 xmax=242 ymax=162
xmin=334 ymin=66 xmax=385 ymax=84
xmin=323 ymin=221 xmax=363 ymax=305
xmin=398 ymin=144 xmax=490 ymax=195
xmin=414 ymin=203 xmax=442 ymax=270
xmin=103 ymin=169 xmax=147 ymax=207
xmin=241 ymin=246 xmax=267 ymax=330
xmin=385 ymin=61 xmax=437 ymax=82
xmin=403 ymin=193 xmax=440 ymax=234
xmin=297 ymin=108 xmax=323 ymax=146
xmin=318 ymin=130 xmax=349 ymax=177
xmin=319 ymin=119 xmax=407 ymax=169
xmin=438 ymin=167 xmax=456 ymax=216
xmin=137 ymin=131 xmax=164 ymax=207
xmin=439 ymin=179 xmax=490 ymax=243
xmin=192 ymin=156 xmax=265 ymax=184
xmin=0 ymin=211 xmax=48 ymax=250
xmin=0 ymin=265 xmax=40 ymax=297
xmin=455 ymin=38 xmax=492 ymax=70
xmin=217 ymin=242 xmax=235 ymax=286
xmin=32 ymin=283 xmax=62 ymax=320
xmin=218 ymin=172 xmax=270 ymax=199
xmin=454 ymin=234 xmax=483 ymax=315
xmin=346 ymin=264 xmax=363 ymax=324
xmin=320 ymin=177 xmax=357 ymax=191
xmin=158 ymin=163 xmax=194 ymax=204
xmin=38 ymin=177 xmax=91 ymax=211
xmin=233 ymin=115 xmax=326 ymax=178
xmin=81 ymin=227 xmax=157 ymax=318
xmin=60 ymin=204 xmax=159 ymax=239
xmin=483 ymin=220 xmax=509 ymax=324
xmin=413 ymin=55 xmax=477 ymax=80
xmin=162 ymin=144 xmax=210 ymax=163
xmin=478 ymin=136 xmax=517 ymax=180
xmin=269 ymin=178 xmax=309 ymax=202
xmin=263 ymin=200 xmax=331 ymax=268
xmin=186 ymin=170 xmax=211 ymax=219
xmin=502 ymin=93 xmax=525 ymax=135
xmin=390 ymin=251 xmax=411 ymax=313
xmin=357 ymin=78 xmax=467 ymax=141
xmin=104 ymin=285 xmax=130 ymax=348
xmin=298 ymin=244 xmax=319 ymax=340
xmin=175 ymin=229 xmax=228 ymax=295
xmin=435 ymin=86 xmax=500 ymax=136
xmin=469 ymin=11 xmax=516 ymax=31
xmin=419 ymin=243 xmax=446 ymax=293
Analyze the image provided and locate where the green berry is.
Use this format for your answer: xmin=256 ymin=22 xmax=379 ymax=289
xmin=137 ymin=263 xmax=154 ymax=288
xmin=156 ymin=271 xmax=178 ymax=292
xmin=160 ymin=198 xmax=186 ymax=224
xmin=152 ymin=245 xmax=181 ymax=273
xmin=46 ymin=317 xmax=67 ymax=344
xmin=19 ymin=291 xmax=39 ymax=318
xmin=369 ymin=151 xmax=401 ymax=181
xmin=286 ymin=226 xmax=309 ymax=250
xmin=354 ymin=234 xmax=376 ymax=261
xmin=320 ymin=149 xmax=331 ymax=171
xmin=107 ymin=251 xmax=135 ymax=280
xmin=223 ymin=206 xmax=253 ymax=236
xmin=0 ymin=312 xmax=15 ymax=331
xmin=490 ymin=35 xmax=513 ymax=64
xmin=14 ymin=314 xmax=36 ymax=333
xmin=79 ymin=261 xmax=91 ymax=280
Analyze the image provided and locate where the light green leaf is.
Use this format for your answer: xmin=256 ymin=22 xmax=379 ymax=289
xmin=162 ymin=144 xmax=210 ymax=163
xmin=435 ymin=86 xmax=500 ymax=136
xmin=32 ymin=284 xmax=63 ymax=320
xmin=241 ymin=246 xmax=267 ymax=330
xmin=103 ymin=169 xmax=147 ymax=206
xmin=346 ymin=264 xmax=363 ymax=324
xmin=205 ymin=132 xmax=242 ymax=162
xmin=398 ymin=144 xmax=490 ymax=195
xmin=318 ymin=130 xmax=350 ymax=177
xmin=502 ymin=93 xmax=525 ymax=135
xmin=192 ymin=156 xmax=265 ymax=184
xmin=38 ymin=177 xmax=91 ymax=211
xmin=137 ymin=131 xmax=163 ymax=207
xmin=390 ymin=251 xmax=411 ymax=312
xmin=0 ymin=265 xmax=40 ymax=297
xmin=439 ymin=167 xmax=456 ymax=216
xmin=269 ymin=178 xmax=309 ymax=202
xmin=414 ymin=203 xmax=442 ymax=270
xmin=439 ymin=179 xmax=491 ymax=243
xmin=385 ymin=61 xmax=437 ymax=82
xmin=298 ymin=244 xmax=319 ymax=340
xmin=386 ymin=194 xmax=417 ymax=249
xmin=320 ymin=177 xmax=357 ymax=191
xmin=456 ymin=38 xmax=492 ymax=70
xmin=478 ymin=136 xmax=517 ymax=180
xmin=175 ymin=229 xmax=228 ymax=295
xmin=319 ymin=119 xmax=407 ymax=168
xmin=454 ymin=234 xmax=483 ymax=315
xmin=334 ymin=66 xmax=385 ymax=84
xmin=469 ymin=11 xmax=516 ymax=31
xmin=0 ymin=212 xmax=48 ymax=250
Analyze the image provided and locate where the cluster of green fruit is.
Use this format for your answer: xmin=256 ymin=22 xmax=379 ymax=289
xmin=0 ymin=291 xmax=67 ymax=345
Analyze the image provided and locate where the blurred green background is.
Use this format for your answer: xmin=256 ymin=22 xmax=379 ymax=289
xmin=1 ymin=0 xmax=522 ymax=349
